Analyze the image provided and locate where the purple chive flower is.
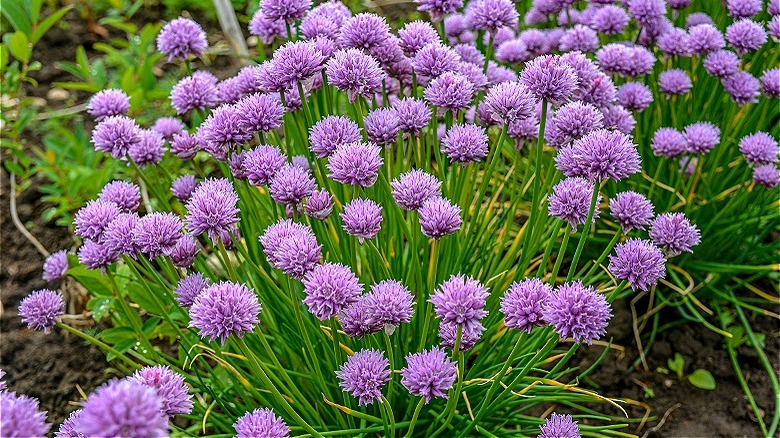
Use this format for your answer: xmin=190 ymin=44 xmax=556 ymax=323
xmin=618 ymin=82 xmax=653 ymax=113
xmin=262 ymin=0 xmax=310 ymax=22
xmin=78 ymin=240 xmax=118 ymax=270
xmin=704 ymin=50 xmax=741 ymax=78
xmin=770 ymin=16 xmax=780 ymax=40
xmin=754 ymin=164 xmax=780 ymax=188
xmin=723 ymin=71 xmax=760 ymax=106
xmin=486 ymin=62 xmax=519 ymax=85
xmin=133 ymin=212 xmax=183 ymax=259
xmin=608 ymin=238 xmax=667 ymax=291
xmin=340 ymin=297 xmax=380 ymax=338
xmin=543 ymin=281 xmax=612 ymax=344
xmin=545 ymin=101 xmax=604 ymax=147
xmin=424 ymin=71 xmax=475 ymax=113
xmin=689 ymin=24 xmax=725 ymax=55
xmin=260 ymin=220 xmax=312 ymax=264
xmin=74 ymin=199 xmax=120 ymax=241
xmin=244 ymin=145 xmax=286 ymax=186
xmin=589 ymin=5 xmax=629 ymax=35
xmin=726 ymin=19 xmax=767 ymax=55
xmin=128 ymin=129 xmax=165 ymax=167
xmin=341 ymin=198 xmax=383 ymax=242
xmin=339 ymin=13 xmax=391 ymax=50
xmin=170 ymin=234 xmax=198 ymax=268
xmin=560 ymin=25 xmax=600 ymax=52
xmin=189 ymin=281 xmax=260 ymax=344
xmin=770 ymin=0 xmax=780 ymax=15
xmin=170 ymin=71 xmax=220 ymax=114
xmin=78 ymin=380 xmax=168 ymax=437
xmin=157 ymin=18 xmax=207 ymax=61
xmin=596 ymin=43 xmax=656 ymax=77
xmin=19 ymin=289 xmax=64 ymax=334
xmin=185 ymin=178 xmax=239 ymax=242
xmin=419 ymin=197 xmax=462 ymax=239
xmin=365 ymin=108 xmax=401 ymax=146
xmin=309 ymin=116 xmax=362 ymax=158
xmin=500 ymin=278 xmax=553 ymax=333
xmin=235 ymin=93 xmax=285 ymax=134
xmin=686 ymin=13 xmax=714 ymax=28
xmin=657 ymin=28 xmax=692 ymax=57
xmin=456 ymin=61 xmax=489 ymax=91
xmin=740 ymin=132 xmax=779 ymax=165
xmin=398 ymin=21 xmax=441 ymax=57
xmin=91 ymin=115 xmax=140 ymax=159
xmin=548 ymin=177 xmax=602 ymax=228
xmin=429 ymin=274 xmax=488 ymax=331
xmin=626 ymin=0 xmax=666 ymax=25
xmin=267 ymin=224 xmax=322 ymax=278
xmin=441 ymin=123 xmax=489 ymax=164
xmin=198 ymin=104 xmax=252 ymax=161
xmin=152 ymin=117 xmax=185 ymax=141
xmin=391 ymin=169 xmax=442 ymax=211
xmin=170 ymin=131 xmax=200 ymax=160
xmin=302 ymin=262 xmax=362 ymax=320
xmin=444 ymin=14 xmax=469 ymax=40
xmin=610 ymin=191 xmax=655 ymax=233
xmin=539 ymin=413 xmax=581 ymax=438
xmin=270 ymin=41 xmax=326 ymax=89
xmin=417 ymin=0 xmax=464 ymax=21
xmin=300 ymin=13 xmax=339 ymax=40
xmin=401 ymin=347 xmax=457 ymax=403
xmin=103 ymin=212 xmax=140 ymax=257
xmin=249 ymin=10 xmax=286 ymax=44
xmin=483 ymin=81 xmax=536 ymax=124
xmin=762 ymin=68 xmax=780 ymax=98
xmin=659 ymin=69 xmax=693 ymax=95
xmin=132 ymin=365 xmax=193 ymax=417
xmin=683 ymin=122 xmax=720 ymax=154
xmin=327 ymin=142 xmax=383 ymax=187
xmin=234 ymin=408 xmax=290 ymax=438
xmin=55 ymin=409 xmax=84 ymax=438
xmin=438 ymin=321 xmax=483 ymax=351
xmin=520 ymin=55 xmax=578 ymax=105
xmin=518 ymin=29 xmax=547 ymax=57
xmin=326 ymin=48 xmax=385 ymax=103
xmin=0 ymin=391 xmax=50 ymax=437
xmin=668 ymin=0 xmax=691 ymax=8
xmin=495 ymin=39 xmax=530 ymax=64
xmin=556 ymin=129 xmax=641 ymax=182
xmin=175 ymin=273 xmax=210 ymax=308
xmin=171 ymin=174 xmax=198 ymax=202
xmin=336 ymin=349 xmax=390 ymax=406
xmin=650 ymin=212 xmax=701 ymax=257
xmin=305 ymin=189 xmax=334 ymax=220
xmin=269 ymin=164 xmax=316 ymax=206
xmin=87 ymin=89 xmax=130 ymax=121
xmin=466 ymin=0 xmax=519 ymax=34
xmin=43 ymin=250 xmax=69 ymax=282
xmin=393 ymin=98 xmax=432 ymax=134
xmin=365 ymin=280 xmax=415 ymax=332
xmin=727 ymin=0 xmax=762 ymax=18
xmin=601 ymin=105 xmax=636 ymax=135
xmin=412 ymin=43 xmax=461 ymax=85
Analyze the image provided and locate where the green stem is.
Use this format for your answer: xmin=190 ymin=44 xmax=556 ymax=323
xmin=566 ymin=179 xmax=600 ymax=282
xmin=404 ymin=398 xmax=426 ymax=438
xmin=56 ymin=322 xmax=142 ymax=369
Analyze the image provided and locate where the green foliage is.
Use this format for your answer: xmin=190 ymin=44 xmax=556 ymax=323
xmin=666 ymin=352 xmax=716 ymax=390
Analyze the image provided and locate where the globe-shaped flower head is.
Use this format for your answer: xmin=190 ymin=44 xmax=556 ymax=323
xmin=364 ymin=280 xmax=415 ymax=333
xmin=336 ymin=349 xmax=390 ymax=406
xmin=77 ymin=379 xmax=169 ymax=437
xmin=500 ymin=278 xmax=553 ymax=333
xmin=55 ymin=409 xmax=83 ymax=438
xmin=103 ymin=212 xmax=140 ymax=257
xmin=441 ymin=124 xmax=489 ymax=164
xmin=548 ymin=177 xmax=602 ymax=229
xmin=753 ymin=164 xmax=780 ymax=188
xmin=419 ymin=197 xmax=462 ymax=239
xmin=401 ymin=347 xmax=457 ymax=403
xmin=131 ymin=365 xmax=194 ymax=417
xmin=327 ymin=142 xmax=383 ymax=187
xmin=393 ymin=98 xmax=432 ymax=134
xmin=197 ymin=104 xmax=252 ymax=161
xmin=416 ymin=0 xmax=464 ymax=21
xmin=466 ymin=0 xmax=519 ymax=34
xmin=618 ymin=82 xmax=653 ymax=112
xmin=625 ymin=0 xmax=666 ymax=25
xmin=186 ymin=178 xmax=240 ymax=243
xmin=429 ymin=274 xmax=489 ymax=332
xmin=248 ymin=9 xmax=286 ymax=44
xmin=87 ymin=89 xmax=130 ymax=121
xmin=78 ymin=240 xmax=119 ymax=271
xmin=0 ymin=391 xmax=50 ymax=437
xmin=609 ymin=191 xmax=654 ymax=233
xmin=91 ymin=115 xmax=141 ymax=159
xmin=43 ymin=250 xmax=69 ymax=282
xmin=683 ymin=122 xmax=720 ymax=154
xmin=520 ymin=55 xmax=578 ymax=105
xmin=739 ymin=132 xmax=779 ymax=165
xmin=608 ymin=238 xmax=667 ymax=291
xmin=424 ymin=71 xmax=475 ymax=113
xmin=703 ymin=50 xmax=740 ymax=78
xmin=539 ymin=413 xmax=581 ymax=438
xmin=170 ymin=71 xmax=220 ymax=114
xmin=726 ymin=19 xmax=767 ymax=55
xmin=651 ymin=127 xmax=687 ymax=158
xmin=262 ymin=0 xmax=311 ymax=22
xmin=559 ymin=25 xmax=600 ymax=53
xmin=270 ymin=41 xmax=326 ymax=89
xmin=689 ymin=24 xmax=725 ymax=55
xmin=157 ymin=18 xmax=207 ymax=61
xmin=305 ymin=189 xmax=334 ymax=220
xmin=244 ymin=144 xmax=286 ymax=186
xmin=364 ymin=108 xmax=401 ymax=146
xmin=483 ymin=81 xmax=537 ymax=124
xmin=269 ymin=164 xmax=316 ymax=206
xmin=74 ymin=199 xmax=120 ymax=241
xmin=326 ymin=49 xmax=385 ymax=103
xmin=412 ymin=43 xmax=461 ymax=85
xmin=19 ymin=289 xmax=64 ymax=334
xmin=302 ymin=262 xmax=363 ymax=320
xmin=657 ymin=28 xmax=692 ymax=57
xmin=234 ymin=408 xmax=290 ymax=438
xmin=175 ymin=272 xmax=210 ymax=308
xmin=761 ymin=68 xmax=780 ymax=98
xmin=235 ymin=93 xmax=285 ymax=134
xmin=543 ymin=281 xmax=612 ymax=344
xmin=590 ymin=5 xmax=629 ymax=35
xmin=391 ymin=169 xmax=442 ymax=210
xmin=398 ymin=21 xmax=441 ymax=56
xmin=723 ymin=71 xmax=760 ymax=106
xmin=555 ymin=129 xmax=641 ymax=182
xmin=650 ymin=212 xmax=701 ymax=257
xmin=545 ymin=101 xmax=604 ymax=147
xmin=171 ymin=174 xmax=198 ymax=202
xmin=152 ymin=117 xmax=185 ymax=141
xmin=128 ymin=129 xmax=165 ymax=167
xmin=170 ymin=131 xmax=200 ymax=160
xmin=341 ymin=198 xmax=383 ymax=242
xmin=338 ymin=13 xmax=391 ymax=51
xmin=133 ymin=212 xmax=183 ymax=259
xmin=659 ymin=69 xmax=693 ymax=95
xmin=189 ymin=281 xmax=260 ymax=345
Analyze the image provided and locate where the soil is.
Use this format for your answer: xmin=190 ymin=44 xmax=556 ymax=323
xmin=2 ymin=4 xmax=778 ymax=437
